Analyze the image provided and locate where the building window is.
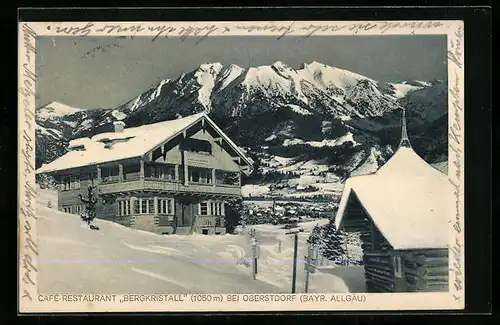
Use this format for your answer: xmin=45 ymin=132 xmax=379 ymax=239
xmin=209 ymin=201 xmax=225 ymax=216
xmin=102 ymin=166 xmax=119 ymax=183
xmin=158 ymin=198 xmax=174 ymax=215
xmin=61 ymin=175 xmax=71 ymax=190
xmin=199 ymin=202 xmax=208 ymax=215
xmin=200 ymin=201 xmax=225 ymax=216
xmin=118 ymin=200 xmax=131 ymax=216
xmin=180 ymin=138 xmax=212 ymax=155
xmin=155 ymin=165 xmax=176 ymax=180
xmin=62 ymin=206 xmax=71 ymax=213
xmin=72 ymin=176 xmax=81 ymax=189
xmin=136 ymin=198 xmax=154 ymax=214
xmin=125 ymin=200 xmax=130 ymax=215
xmin=133 ymin=199 xmax=140 ymax=214
xmin=123 ymin=164 xmax=141 ymax=181
xmin=148 ymin=199 xmax=155 ymax=214
xmin=75 ymin=205 xmax=83 ymax=215
xmin=191 ymin=170 xmax=200 ymax=183
xmin=215 ymin=170 xmax=240 ymax=186
xmin=394 ymin=256 xmax=403 ymax=278
xmin=189 ymin=168 xmax=213 ymax=184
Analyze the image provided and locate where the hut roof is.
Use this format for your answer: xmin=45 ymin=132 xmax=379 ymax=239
xmin=335 ymin=146 xmax=453 ymax=250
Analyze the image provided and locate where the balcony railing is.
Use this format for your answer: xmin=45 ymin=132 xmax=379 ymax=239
xmin=98 ymin=178 xmax=241 ymax=196
xmin=196 ymin=216 xmax=225 ymax=228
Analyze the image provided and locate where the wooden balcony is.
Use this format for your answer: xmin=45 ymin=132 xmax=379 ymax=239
xmin=97 ymin=178 xmax=241 ymax=197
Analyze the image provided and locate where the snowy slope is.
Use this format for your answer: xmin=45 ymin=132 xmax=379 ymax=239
xmin=36 ymin=187 xmax=360 ymax=294
xmin=388 ymin=82 xmax=423 ymax=99
xmin=297 ymin=61 xmax=369 ymax=92
xmin=36 ymin=101 xmax=86 ymax=121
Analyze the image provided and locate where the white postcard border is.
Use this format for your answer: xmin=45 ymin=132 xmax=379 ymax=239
xmin=18 ymin=20 xmax=465 ymax=313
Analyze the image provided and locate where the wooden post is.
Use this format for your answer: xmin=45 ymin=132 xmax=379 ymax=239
xmin=286 ymin=230 xmax=299 ymax=293
xmin=251 ymin=237 xmax=257 ymax=279
xmin=183 ymin=154 xmax=189 ymax=186
xmin=130 ymin=197 xmax=135 ymax=214
xmin=174 ymin=164 xmax=179 ymax=181
xmin=305 ymin=256 xmax=310 ymax=293
xmin=304 ymin=244 xmax=316 ymax=293
xmin=118 ymin=164 xmax=123 ymax=182
xmin=292 ymin=232 xmax=298 ymax=293
xmin=212 ymin=168 xmax=216 ymax=186
xmin=97 ymin=167 xmax=102 ymax=184
xmin=140 ymin=160 xmax=145 ymax=179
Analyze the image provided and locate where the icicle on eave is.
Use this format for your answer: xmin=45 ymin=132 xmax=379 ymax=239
xmin=398 ymin=106 xmax=412 ymax=149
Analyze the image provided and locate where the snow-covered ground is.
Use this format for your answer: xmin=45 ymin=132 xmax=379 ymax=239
xmin=281 ymin=132 xmax=359 ymax=148
xmin=241 ymin=184 xmax=270 ymax=197
xmin=36 ymin=187 xmax=365 ymax=294
xmin=248 ymin=221 xmax=365 ymax=293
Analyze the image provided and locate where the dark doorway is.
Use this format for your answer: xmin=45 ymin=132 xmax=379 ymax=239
xmin=179 ymin=197 xmax=196 ymax=227
xmin=182 ymin=204 xmax=187 ymax=226
xmin=202 ymin=229 xmax=209 ymax=235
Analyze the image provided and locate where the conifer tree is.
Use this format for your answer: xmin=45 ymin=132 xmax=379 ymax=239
xmin=225 ymin=198 xmax=244 ymax=234
xmin=79 ymin=185 xmax=98 ymax=225
xmin=321 ymin=220 xmax=348 ymax=265
xmin=307 ymin=224 xmax=323 ymax=246
xmin=307 ymin=223 xmax=325 ymax=259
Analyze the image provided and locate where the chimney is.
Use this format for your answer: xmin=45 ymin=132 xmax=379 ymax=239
xmin=113 ymin=121 xmax=126 ymax=133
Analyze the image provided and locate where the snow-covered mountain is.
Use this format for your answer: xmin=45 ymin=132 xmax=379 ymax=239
xmin=36 ymin=101 xmax=86 ymax=122
xmin=35 ymin=61 xmax=448 ymax=198
xmin=35 ymin=101 xmax=114 ymax=167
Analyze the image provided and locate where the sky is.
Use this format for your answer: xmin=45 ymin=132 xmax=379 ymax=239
xmin=35 ymin=35 xmax=447 ymax=109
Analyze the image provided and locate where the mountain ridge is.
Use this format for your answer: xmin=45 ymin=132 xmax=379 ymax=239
xmin=35 ymin=61 xmax=448 ymax=198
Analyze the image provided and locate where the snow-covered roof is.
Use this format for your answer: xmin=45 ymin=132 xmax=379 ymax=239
xmin=335 ymin=147 xmax=453 ymax=250
xmin=36 ymin=112 xmax=253 ymax=174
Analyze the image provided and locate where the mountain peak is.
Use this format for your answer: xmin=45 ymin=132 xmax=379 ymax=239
xmin=40 ymin=101 xmax=79 ymax=110
xmin=271 ymin=61 xmax=290 ymax=68
xmin=227 ymin=63 xmax=243 ymax=70
xmin=300 ymin=61 xmax=326 ymax=69
xmin=38 ymin=101 xmax=84 ymax=114
xmin=36 ymin=101 xmax=86 ymax=122
xmin=198 ymin=62 xmax=223 ymax=74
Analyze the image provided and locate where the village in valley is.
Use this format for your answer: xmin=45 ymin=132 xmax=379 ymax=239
xmin=33 ymin=35 xmax=452 ymax=295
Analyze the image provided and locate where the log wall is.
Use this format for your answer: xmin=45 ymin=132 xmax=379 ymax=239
xmin=399 ymin=249 xmax=449 ymax=292
xmin=342 ymin=192 xmax=449 ymax=293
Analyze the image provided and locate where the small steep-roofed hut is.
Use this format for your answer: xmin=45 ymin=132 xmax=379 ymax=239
xmin=334 ymin=108 xmax=452 ymax=293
